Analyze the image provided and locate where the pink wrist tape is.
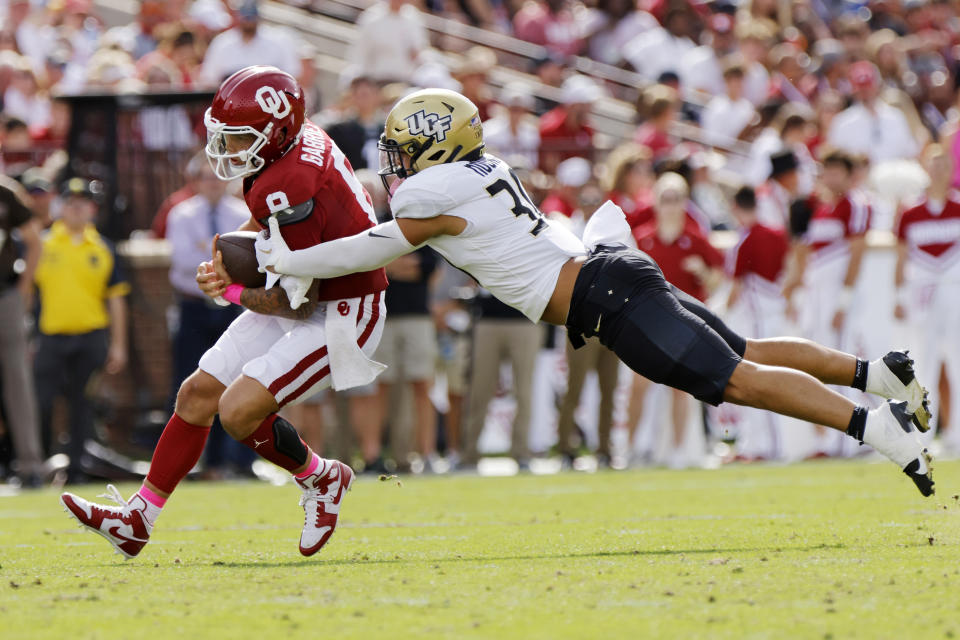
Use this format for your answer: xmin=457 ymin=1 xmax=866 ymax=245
xmin=223 ymin=284 xmax=245 ymax=305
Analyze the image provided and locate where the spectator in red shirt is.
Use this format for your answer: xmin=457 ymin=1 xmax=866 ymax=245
xmin=626 ymin=173 xmax=725 ymax=467
xmin=513 ymin=0 xmax=585 ymax=58
xmin=628 ymin=159 xmax=711 ymax=234
xmin=540 ymin=156 xmax=592 ymax=218
xmin=633 ymin=175 xmax=725 ymax=302
xmin=603 ymin=142 xmax=654 ymax=229
xmin=634 ymin=83 xmax=679 ymax=161
xmin=538 ymin=75 xmax=602 ymax=174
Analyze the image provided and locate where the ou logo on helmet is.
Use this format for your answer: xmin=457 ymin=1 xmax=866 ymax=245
xmin=255 ymin=86 xmax=291 ymax=118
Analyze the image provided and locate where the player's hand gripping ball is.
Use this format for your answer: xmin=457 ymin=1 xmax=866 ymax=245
xmin=215 ymin=231 xmax=268 ymax=288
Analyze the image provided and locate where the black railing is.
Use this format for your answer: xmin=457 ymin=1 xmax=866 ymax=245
xmin=59 ymin=89 xmax=215 ymax=240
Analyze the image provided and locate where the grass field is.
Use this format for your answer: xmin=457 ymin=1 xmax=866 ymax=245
xmin=3 ymin=459 xmax=960 ymax=639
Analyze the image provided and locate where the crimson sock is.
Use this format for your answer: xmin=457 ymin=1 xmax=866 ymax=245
xmin=240 ymin=414 xmax=311 ymax=473
xmin=145 ymin=413 xmax=211 ymax=494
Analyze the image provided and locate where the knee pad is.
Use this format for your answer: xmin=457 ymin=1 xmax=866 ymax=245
xmin=271 ymin=416 xmax=308 ymax=466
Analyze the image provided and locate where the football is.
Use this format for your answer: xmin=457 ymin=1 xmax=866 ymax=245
xmin=215 ymin=231 xmax=267 ymax=288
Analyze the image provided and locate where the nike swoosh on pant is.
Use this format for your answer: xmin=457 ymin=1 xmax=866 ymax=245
xmin=368 ymin=231 xmax=391 ymax=239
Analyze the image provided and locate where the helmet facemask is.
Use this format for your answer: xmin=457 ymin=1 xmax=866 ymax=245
xmin=204 ymin=107 xmax=272 ymax=180
xmin=377 ymin=134 xmax=430 ymax=194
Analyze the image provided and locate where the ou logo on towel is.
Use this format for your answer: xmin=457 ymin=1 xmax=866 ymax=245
xmin=256 ymin=86 xmax=291 ymax=119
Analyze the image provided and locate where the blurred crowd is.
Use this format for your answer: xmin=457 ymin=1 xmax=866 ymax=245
xmin=3 ymin=0 xmax=960 ymax=485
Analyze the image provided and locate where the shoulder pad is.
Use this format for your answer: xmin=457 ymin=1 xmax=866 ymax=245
xmin=391 ymin=165 xmax=465 ymax=219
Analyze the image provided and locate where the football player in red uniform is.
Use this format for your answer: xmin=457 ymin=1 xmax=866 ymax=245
xmin=895 ymin=145 xmax=960 ymax=452
xmin=783 ymin=148 xmax=871 ymax=456
xmin=724 ymin=186 xmax=791 ymax=461
xmin=60 ymin=66 xmax=388 ymax=559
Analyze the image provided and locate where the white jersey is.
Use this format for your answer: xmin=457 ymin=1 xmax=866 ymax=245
xmin=391 ymin=155 xmax=587 ymax=321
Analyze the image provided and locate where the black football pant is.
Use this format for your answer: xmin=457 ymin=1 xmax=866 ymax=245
xmin=34 ymin=329 xmax=108 ymax=475
xmin=565 ymin=245 xmax=747 ymax=407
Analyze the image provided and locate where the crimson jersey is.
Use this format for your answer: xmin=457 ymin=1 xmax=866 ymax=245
xmin=896 ymin=196 xmax=960 ymax=276
xmin=243 ymin=120 xmax=388 ymax=301
xmin=627 ymin=201 xmax=710 ymax=235
xmin=804 ymin=192 xmax=870 ymax=257
xmin=538 ymin=106 xmax=594 ymax=169
xmin=633 ymin=221 xmax=724 ymax=301
xmin=728 ymin=223 xmax=789 ymax=283
xmin=606 ymin=189 xmax=651 ymax=229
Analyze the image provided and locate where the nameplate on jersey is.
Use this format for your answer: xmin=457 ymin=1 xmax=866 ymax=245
xmin=259 ymin=193 xmax=314 ymax=227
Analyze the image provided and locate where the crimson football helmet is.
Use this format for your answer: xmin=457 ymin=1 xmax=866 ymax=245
xmin=204 ymin=65 xmax=306 ymax=180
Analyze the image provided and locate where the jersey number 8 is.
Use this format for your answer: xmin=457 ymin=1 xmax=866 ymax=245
xmin=486 ymin=170 xmax=547 ymax=236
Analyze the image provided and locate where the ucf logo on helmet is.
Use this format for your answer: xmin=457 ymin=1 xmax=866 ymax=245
xmin=405 ymin=110 xmax=452 ymax=142
xmin=256 ymin=86 xmax=292 ymax=118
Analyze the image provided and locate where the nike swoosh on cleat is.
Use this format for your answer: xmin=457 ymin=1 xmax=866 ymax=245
xmin=108 ymin=526 xmax=148 ymax=545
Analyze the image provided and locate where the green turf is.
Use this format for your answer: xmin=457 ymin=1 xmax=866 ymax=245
xmin=2 ymin=459 xmax=960 ymax=639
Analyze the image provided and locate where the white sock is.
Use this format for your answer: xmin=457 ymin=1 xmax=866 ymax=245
xmin=864 ymin=358 xmax=883 ymax=396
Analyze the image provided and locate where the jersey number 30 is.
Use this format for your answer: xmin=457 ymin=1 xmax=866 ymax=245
xmin=486 ymin=170 xmax=547 ymax=236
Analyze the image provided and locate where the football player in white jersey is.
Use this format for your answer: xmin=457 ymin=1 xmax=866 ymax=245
xmin=258 ymin=88 xmax=937 ymax=497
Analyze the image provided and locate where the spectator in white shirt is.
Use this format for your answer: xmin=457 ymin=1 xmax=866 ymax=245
xmin=700 ymin=58 xmax=756 ymax=147
xmin=482 ymin=82 xmax=541 ymax=170
xmin=747 ymin=107 xmax=816 ymax=195
xmin=349 ymin=0 xmax=428 ymax=84
xmin=3 ymin=64 xmax=50 ymax=129
xmin=101 ymin=0 xmax=168 ymax=62
xmin=200 ymin=0 xmax=300 ymax=85
xmin=679 ymin=12 xmax=736 ymax=102
xmin=166 ymin=166 xmax=251 ymax=301
xmin=623 ymin=6 xmax=695 ymax=82
xmin=735 ymin=18 xmax=773 ymax=106
xmin=756 ymin=149 xmax=800 ymax=231
xmin=827 ymin=61 xmax=920 ymax=164
xmin=586 ymin=0 xmax=658 ymax=67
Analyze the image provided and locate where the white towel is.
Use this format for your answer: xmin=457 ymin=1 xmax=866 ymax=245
xmin=324 ymin=300 xmax=387 ymax=390
xmin=581 ymin=200 xmax=632 ymax=250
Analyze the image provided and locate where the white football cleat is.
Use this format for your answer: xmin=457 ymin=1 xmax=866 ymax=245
xmin=296 ymin=460 xmax=354 ymax=556
xmin=866 ymin=350 xmax=931 ymax=431
xmin=60 ymin=485 xmax=152 ymax=558
xmin=864 ymin=401 xmax=934 ymax=497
